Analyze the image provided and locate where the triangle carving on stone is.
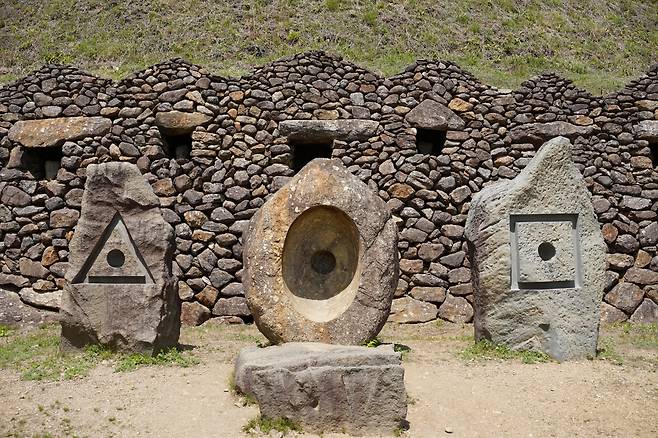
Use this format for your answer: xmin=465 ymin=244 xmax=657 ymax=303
xmin=72 ymin=212 xmax=154 ymax=284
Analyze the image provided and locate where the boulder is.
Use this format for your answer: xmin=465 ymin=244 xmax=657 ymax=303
xmin=234 ymin=343 xmax=407 ymax=435
xmin=465 ymin=137 xmax=607 ymax=360
xmin=154 ymin=111 xmax=212 ymax=135
xmin=509 ymin=121 xmax=596 ymax=145
xmin=629 ymin=299 xmax=658 ymax=323
xmin=604 ymin=282 xmax=644 ymax=314
xmin=389 ymin=296 xmax=438 ymax=323
xmin=60 ymin=162 xmax=180 ymax=353
xmin=8 ymin=116 xmax=111 ymax=148
xmin=405 ymin=99 xmax=465 ymax=131
xmin=635 ymin=120 xmax=658 ymax=141
xmin=600 ymin=302 xmax=628 ymax=324
xmin=278 ymin=119 xmax=379 ymax=142
xmin=438 ymin=295 xmax=473 ymax=323
xmin=243 ymin=158 xmax=398 ymax=344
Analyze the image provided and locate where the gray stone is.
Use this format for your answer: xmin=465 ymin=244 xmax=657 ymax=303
xmin=404 ymin=99 xmax=465 ymax=131
xmin=635 ymin=120 xmax=658 ymax=141
xmin=18 ymin=288 xmax=61 ymax=310
xmin=279 ymin=119 xmax=379 ymax=142
xmin=234 ymin=343 xmax=407 ymax=435
xmin=509 ymin=121 xmax=596 ymax=144
xmin=465 ymin=137 xmax=607 ymax=360
xmin=624 ymin=267 xmax=658 ymax=285
xmin=212 ymin=296 xmax=250 ymax=317
xmin=629 ymin=299 xmax=658 ymax=323
xmin=0 ymin=288 xmax=57 ymax=327
xmin=243 ymin=159 xmax=398 ymax=344
xmin=59 ymin=162 xmax=180 ymax=354
xmin=410 ymin=286 xmax=446 ymax=303
xmin=8 ymin=116 xmax=111 ymax=148
xmin=1 ymin=186 xmax=31 ymax=207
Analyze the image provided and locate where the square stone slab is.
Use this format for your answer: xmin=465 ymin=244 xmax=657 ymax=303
xmin=513 ymin=215 xmax=579 ymax=288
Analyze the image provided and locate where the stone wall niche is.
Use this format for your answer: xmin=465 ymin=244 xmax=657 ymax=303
xmin=465 ymin=136 xmax=607 ymax=361
xmin=242 ymin=158 xmax=399 ymax=345
xmin=60 ymin=162 xmax=180 ymax=354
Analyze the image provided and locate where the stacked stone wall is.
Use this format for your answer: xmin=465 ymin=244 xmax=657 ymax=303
xmin=1 ymin=52 xmax=656 ymax=325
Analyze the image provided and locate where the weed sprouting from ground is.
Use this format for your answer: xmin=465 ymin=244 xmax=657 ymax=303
xmin=459 ymin=340 xmax=551 ymax=364
xmin=114 ymin=348 xmax=199 ymax=372
xmin=243 ymin=416 xmax=302 ymax=435
xmin=0 ymin=324 xmax=199 ymax=380
xmin=596 ymin=337 xmax=624 ymax=365
xmin=364 ymin=337 xmax=382 ymax=348
xmin=0 ymin=324 xmax=13 ymax=337
xmin=616 ymin=322 xmax=658 ymax=349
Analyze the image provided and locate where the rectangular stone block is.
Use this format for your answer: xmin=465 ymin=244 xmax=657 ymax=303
xmin=234 ymin=343 xmax=407 ymax=435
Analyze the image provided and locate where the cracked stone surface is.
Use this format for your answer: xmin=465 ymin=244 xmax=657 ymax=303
xmin=234 ymin=342 xmax=407 ymax=434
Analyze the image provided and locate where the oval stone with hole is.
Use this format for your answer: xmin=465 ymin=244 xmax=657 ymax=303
xmin=243 ymin=158 xmax=399 ymax=344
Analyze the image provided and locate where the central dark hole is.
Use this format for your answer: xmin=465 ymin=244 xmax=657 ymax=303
xmin=537 ymin=242 xmax=556 ymax=261
xmin=310 ymin=250 xmax=336 ymax=275
xmin=107 ymin=249 xmax=126 ymax=268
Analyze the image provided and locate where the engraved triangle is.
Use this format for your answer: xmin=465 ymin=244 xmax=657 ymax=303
xmin=73 ymin=212 xmax=154 ymax=284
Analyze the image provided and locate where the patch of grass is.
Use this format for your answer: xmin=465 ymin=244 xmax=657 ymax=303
xmin=616 ymin=322 xmax=658 ymax=349
xmin=114 ymin=348 xmax=199 ymax=372
xmin=0 ymin=324 xmax=13 ymax=337
xmin=1 ymin=0 xmax=656 ymax=92
xmin=243 ymin=416 xmax=302 ymax=435
xmin=364 ymin=337 xmax=382 ymax=348
xmin=0 ymin=324 xmax=198 ymax=380
xmin=459 ymin=340 xmax=551 ymax=364
xmin=596 ymin=337 xmax=624 ymax=365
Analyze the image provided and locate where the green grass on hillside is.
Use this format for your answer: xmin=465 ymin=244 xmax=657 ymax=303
xmin=1 ymin=0 xmax=656 ymax=93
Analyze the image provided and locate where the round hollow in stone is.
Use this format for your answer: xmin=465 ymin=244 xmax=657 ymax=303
xmin=282 ymin=206 xmax=361 ymax=322
xmin=242 ymin=158 xmax=399 ymax=345
xmin=537 ymin=242 xmax=556 ymax=261
xmin=106 ymin=249 xmax=125 ymax=267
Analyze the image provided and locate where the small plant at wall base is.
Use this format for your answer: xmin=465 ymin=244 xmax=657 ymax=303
xmin=243 ymin=416 xmax=302 ymax=435
xmin=459 ymin=340 xmax=551 ymax=364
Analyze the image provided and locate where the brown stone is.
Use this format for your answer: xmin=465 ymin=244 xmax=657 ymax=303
xmin=400 ymin=259 xmax=424 ymax=274
xmin=438 ymin=295 xmax=473 ymax=323
xmin=635 ymin=250 xmax=652 ymax=268
xmin=154 ymin=111 xmax=212 ymax=135
xmin=181 ymin=301 xmax=211 ymax=326
xmin=152 ymin=179 xmax=176 ymax=196
xmin=389 ymin=297 xmax=438 ymax=323
xmin=1 ymin=186 xmax=31 ymax=207
xmin=624 ymin=268 xmax=658 ymax=285
xmin=183 ymin=210 xmax=208 ymax=228
xmin=243 ymin=159 xmax=398 ymax=344
xmin=19 ymin=258 xmax=49 ymax=279
xmin=196 ymin=285 xmax=219 ymax=307
xmin=41 ymin=246 xmax=59 ymax=267
xmin=8 ymin=116 xmax=111 ymax=148
xmin=405 ymin=99 xmax=465 ymax=130
xmin=389 ymin=183 xmax=415 ymax=200
xmin=600 ymin=302 xmax=628 ymax=324
xmin=601 ymin=223 xmax=618 ymax=244
xmin=448 ymin=98 xmax=473 ymax=112
xmin=410 ymin=286 xmax=446 ymax=303
xmin=604 ymin=282 xmax=644 ymax=313
xmin=49 ymin=208 xmax=79 ymax=228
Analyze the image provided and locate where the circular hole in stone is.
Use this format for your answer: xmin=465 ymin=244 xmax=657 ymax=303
xmin=537 ymin=242 xmax=556 ymax=261
xmin=107 ymin=249 xmax=125 ymax=268
xmin=311 ymin=250 xmax=337 ymax=275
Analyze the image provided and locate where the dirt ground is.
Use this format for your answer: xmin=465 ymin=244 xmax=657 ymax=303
xmin=1 ymin=321 xmax=656 ymax=438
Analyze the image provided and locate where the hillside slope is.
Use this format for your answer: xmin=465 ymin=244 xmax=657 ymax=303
xmin=1 ymin=0 xmax=656 ymax=92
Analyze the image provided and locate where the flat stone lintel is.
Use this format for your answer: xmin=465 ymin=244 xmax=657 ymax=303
xmin=278 ymin=119 xmax=379 ymax=143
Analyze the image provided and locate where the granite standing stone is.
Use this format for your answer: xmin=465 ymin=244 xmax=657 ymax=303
xmin=465 ymin=136 xmax=607 ymax=360
xmin=59 ymin=162 xmax=180 ymax=353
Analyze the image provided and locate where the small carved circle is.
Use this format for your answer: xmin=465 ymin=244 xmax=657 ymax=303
xmin=311 ymin=250 xmax=337 ymax=275
xmin=538 ymin=242 xmax=556 ymax=261
xmin=107 ymin=249 xmax=125 ymax=268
